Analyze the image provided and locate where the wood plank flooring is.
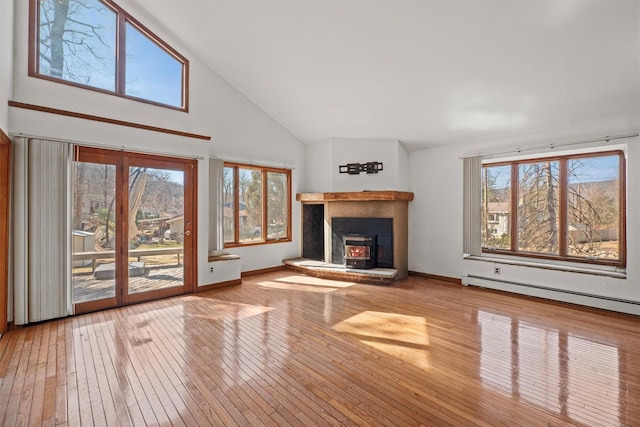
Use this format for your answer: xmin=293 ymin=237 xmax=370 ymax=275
xmin=1 ymin=270 xmax=639 ymax=426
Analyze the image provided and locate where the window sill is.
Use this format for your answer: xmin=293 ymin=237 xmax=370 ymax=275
xmin=463 ymin=254 xmax=627 ymax=279
xmin=224 ymin=238 xmax=292 ymax=249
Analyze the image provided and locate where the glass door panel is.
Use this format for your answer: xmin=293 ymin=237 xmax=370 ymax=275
xmin=126 ymin=164 xmax=187 ymax=300
xmin=73 ymin=147 xmax=195 ymax=314
xmin=72 ymin=160 xmax=118 ymax=308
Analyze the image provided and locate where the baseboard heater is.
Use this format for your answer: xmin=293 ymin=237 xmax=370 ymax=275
xmin=466 ymin=275 xmax=640 ymax=315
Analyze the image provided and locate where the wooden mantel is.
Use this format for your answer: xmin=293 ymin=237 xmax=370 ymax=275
xmin=297 ymin=191 xmax=414 ymax=203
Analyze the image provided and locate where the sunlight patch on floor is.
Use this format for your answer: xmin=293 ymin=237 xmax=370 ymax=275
xmin=183 ymin=296 xmax=273 ymax=321
xmin=332 ymin=311 xmax=431 ymax=370
xmin=256 ymin=274 xmax=356 ymax=293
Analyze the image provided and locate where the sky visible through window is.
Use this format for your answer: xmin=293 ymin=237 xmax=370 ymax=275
xmin=487 ymin=154 xmax=618 ymax=190
xmin=125 ymin=22 xmax=183 ymax=107
xmin=570 ymin=155 xmax=618 ymax=183
xmin=166 ymin=170 xmax=184 ymax=185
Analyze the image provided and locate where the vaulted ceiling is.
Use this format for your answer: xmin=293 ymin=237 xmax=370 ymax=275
xmin=127 ymin=0 xmax=639 ymax=150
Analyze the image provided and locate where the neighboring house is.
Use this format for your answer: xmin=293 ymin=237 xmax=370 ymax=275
xmin=486 ymin=202 xmax=510 ymax=237
xmin=224 ymin=201 xmax=248 ymax=228
xmin=166 ymin=215 xmax=184 ymax=242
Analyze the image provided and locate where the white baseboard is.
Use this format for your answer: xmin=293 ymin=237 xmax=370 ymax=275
xmin=467 ymin=275 xmax=640 ymax=316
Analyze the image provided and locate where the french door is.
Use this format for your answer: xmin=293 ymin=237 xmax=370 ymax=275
xmin=72 ymin=147 xmax=196 ymax=314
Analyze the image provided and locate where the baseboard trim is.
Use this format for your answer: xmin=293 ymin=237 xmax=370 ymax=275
xmin=242 ymin=265 xmax=287 ymax=277
xmin=468 ymin=275 xmax=640 ymax=316
xmin=409 ymin=271 xmax=462 ymax=285
xmin=197 ymin=279 xmax=242 ymax=292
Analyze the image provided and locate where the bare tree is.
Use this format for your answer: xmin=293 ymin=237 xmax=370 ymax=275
xmin=39 ymin=0 xmax=115 ymax=86
xmin=517 ymin=161 xmax=559 ymax=254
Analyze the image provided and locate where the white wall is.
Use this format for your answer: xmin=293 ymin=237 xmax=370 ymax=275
xmin=0 ymin=0 xmax=14 ymax=130
xmin=408 ymin=144 xmax=465 ymax=277
xmin=408 ymin=131 xmax=640 ymax=315
xmin=305 ymin=137 xmax=409 ymax=192
xmin=305 ymin=139 xmax=333 ymax=193
xmin=9 ymin=0 xmax=306 ymax=280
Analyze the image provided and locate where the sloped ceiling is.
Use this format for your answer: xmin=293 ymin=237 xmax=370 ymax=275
xmin=127 ymin=0 xmax=639 ymax=150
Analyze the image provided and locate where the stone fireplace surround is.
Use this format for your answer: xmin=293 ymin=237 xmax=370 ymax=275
xmin=296 ymin=191 xmax=414 ymax=280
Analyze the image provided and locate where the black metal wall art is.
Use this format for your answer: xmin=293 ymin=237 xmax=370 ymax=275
xmin=338 ymin=162 xmax=384 ymax=175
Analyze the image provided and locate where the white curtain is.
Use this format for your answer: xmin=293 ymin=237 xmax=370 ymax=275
xmin=463 ymin=156 xmax=482 ymax=257
xmin=12 ymin=137 xmax=74 ymax=325
xmin=208 ymin=158 xmax=225 ymax=255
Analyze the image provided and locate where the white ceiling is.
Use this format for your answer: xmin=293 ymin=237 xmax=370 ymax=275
xmin=128 ymin=0 xmax=639 ymax=150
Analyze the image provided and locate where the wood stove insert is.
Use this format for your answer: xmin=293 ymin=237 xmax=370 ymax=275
xmin=344 ymin=234 xmax=377 ymax=269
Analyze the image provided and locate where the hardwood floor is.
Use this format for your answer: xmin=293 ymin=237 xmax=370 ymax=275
xmin=1 ymin=270 xmax=639 ymax=426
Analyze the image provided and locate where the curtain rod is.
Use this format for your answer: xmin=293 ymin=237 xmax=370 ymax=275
xmin=10 ymin=132 xmax=204 ymax=160
xmin=460 ymin=132 xmax=638 ymax=159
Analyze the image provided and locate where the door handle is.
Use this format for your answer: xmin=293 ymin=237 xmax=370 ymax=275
xmin=184 ymin=230 xmax=191 ymax=236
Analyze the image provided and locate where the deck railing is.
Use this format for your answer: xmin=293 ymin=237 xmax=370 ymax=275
xmin=73 ymin=247 xmax=184 ymax=272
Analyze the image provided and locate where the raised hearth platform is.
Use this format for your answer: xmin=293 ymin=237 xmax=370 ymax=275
xmin=284 ymin=257 xmax=397 ymax=285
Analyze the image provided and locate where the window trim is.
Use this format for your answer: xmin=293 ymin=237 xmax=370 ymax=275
xmin=482 ymin=149 xmax=626 ymax=268
xmin=223 ymin=162 xmax=292 ymax=247
xmin=28 ymin=0 xmax=189 ymax=112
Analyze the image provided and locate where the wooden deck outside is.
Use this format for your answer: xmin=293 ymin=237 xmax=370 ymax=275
xmin=73 ymin=247 xmax=184 ymax=273
xmin=73 ymin=266 xmax=184 ymax=303
xmin=1 ymin=270 xmax=639 ymax=426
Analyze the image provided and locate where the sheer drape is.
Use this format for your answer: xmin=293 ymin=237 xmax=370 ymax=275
xmin=12 ymin=137 xmax=74 ymax=324
xmin=463 ymin=156 xmax=482 ymax=257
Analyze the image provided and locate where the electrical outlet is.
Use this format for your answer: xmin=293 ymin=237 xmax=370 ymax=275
xmin=494 ymin=266 xmax=501 ymax=275
xmin=209 ymin=266 xmax=214 ymax=273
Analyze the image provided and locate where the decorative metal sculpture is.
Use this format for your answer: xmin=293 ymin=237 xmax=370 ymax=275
xmin=338 ymin=162 xmax=383 ymax=175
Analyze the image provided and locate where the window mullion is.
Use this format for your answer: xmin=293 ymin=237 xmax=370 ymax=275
xmin=262 ymin=170 xmax=268 ymax=241
xmin=115 ymin=13 xmax=126 ymax=96
xmin=510 ymin=163 xmax=518 ymax=252
xmin=286 ymin=171 xmax=292 ymax=240
xmin=233 ymin=166 xmax=240 ymax=244
xmin=559 ymin=158 xmax=568 ymax=257
xmin=619 ymin=153 xmax=627 ymax=266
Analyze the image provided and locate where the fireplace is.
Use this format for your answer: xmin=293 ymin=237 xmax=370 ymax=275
xmin=344 ymin=234 xmax=377 ymax=269
xmin=332 ymin=217 xmax=393 ymax=268
xmin=296 ymin=191 xmax=413 ymax=280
